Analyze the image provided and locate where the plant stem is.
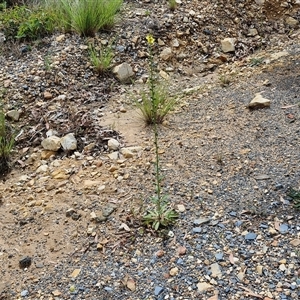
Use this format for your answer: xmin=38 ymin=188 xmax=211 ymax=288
xmin=149 ymin=45 xmax=161 ymax=210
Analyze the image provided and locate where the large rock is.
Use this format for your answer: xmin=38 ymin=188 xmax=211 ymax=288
xmin=113 ymin=63 xmax=134 ymax=82
xmin=60 ymin=133 xmax=77 ymax=151
xmin=221 ymin=38 xmax=236 ymax=53
xmin=41 ymin=136 xmax=61 ymax=151
xmin=248 ymin=93 xmax=270 ymax=109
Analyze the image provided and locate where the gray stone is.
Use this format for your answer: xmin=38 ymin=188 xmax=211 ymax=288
xmin=41 ymin=136 xmax=61 ymax=151
xmin=60 ymin=133 xmax=77 ymax=151
xmin=107 ymin=138 xmax=120 ymax=151
xmin=248 ymin=93 xmax=270 ymax=109
xmin=21 ymin=290 xmax=29 ymax=297
xmin=19 ymin=256 xmax=32 ymax=269
xmin=193 ymin=227 xmax=202 ymax=233
xmin=245 ymin=232 xmax=257 ymax=240
xmin=160 ymin=47 xmax=173 ymax=61
xmin=215 ymin=252 xmax=224 ymax=261
xmin=154 ymin=286 xmax=164 ymax=296
xmin=279 ymin=224 xmax=289 ymax=234
xmin=194 ymin=217 xmax=210 ymax=225
xmin=221 ymin=38 xmax=236 ymax=53
xmin=112 ymin=63 xmax=134 ymax=82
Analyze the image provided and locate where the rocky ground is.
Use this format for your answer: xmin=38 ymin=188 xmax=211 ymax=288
xmin=0 ymin=0 xmax=300 ymax=299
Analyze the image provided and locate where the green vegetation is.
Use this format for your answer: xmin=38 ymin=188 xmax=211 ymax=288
xmin=0 ymin=4 xmax=56 ymax=40
xmin=287 ymin=188 xmax=300 ymax=210
xmin=0 ymin=0 xmax=122 ymax=40
xmin=89 ymin=43 xmax=114 ymax=75
xmin=249 ymin=57 xmax=264 ymax=67
xmin=49 ymin=0 xmax=122 ymax=37
xmin=0 ymin=109 xmax=15 ymax=177
xmin=141 ymin=34 xmax=178 ymax=231
xmin=168 ymin=0 xmax=177 ymax=11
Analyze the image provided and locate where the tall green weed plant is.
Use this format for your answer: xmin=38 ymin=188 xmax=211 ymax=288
xmin=142 ymin=34 xmax=178 ymax=231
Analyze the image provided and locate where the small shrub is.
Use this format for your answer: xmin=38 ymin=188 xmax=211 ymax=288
xmin=0 ymin=5 xmax=28 ymax=40
xmin=0 ymin=110 xmax=15 ymax=177
xmin=0 ymin=5 xmax=56 ymax=40
xmin=53 ymin=0 xmax=123 ymax=37
xmin=89 ymin=43 xmax=114 ymax=74
xmin=16 ymin=9 xmax=56 ymax=40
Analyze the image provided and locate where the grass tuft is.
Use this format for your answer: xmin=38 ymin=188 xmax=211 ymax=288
xmin=0 ymin=109 xmax=15 ymax=177
xmin=136 ymin=84 xmax=176 ymax=125
xmin=89 ymin=43 xmax=114 ymax=74
xmin=51 ymin=0 xmax=122 ymax=37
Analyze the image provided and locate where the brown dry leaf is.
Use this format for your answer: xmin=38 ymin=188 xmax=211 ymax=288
xmin=239 ymin=286 xmax=263 ymax=298
xmin=126 ymin=278 xmax=136 ymax=291
xmin=274 ymin=221 xmax=280 ymax=231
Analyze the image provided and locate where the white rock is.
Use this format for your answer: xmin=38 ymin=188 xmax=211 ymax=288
xmin=36 ymin=165 xmax=48 ymax=173
xmin=56 ymin=34 xmax=65 ymax=42
xmin=221 ymin=38 xmax=236 ymax=53
xmin=107 ymin=138 xmax=120 ymax=151
xmin=60 ymin=133 xmax=77 ymax=151
xmin=112 ymin=63 xmax=134 ymax=82
xmin=172 ymin=39 xmax=180 ymax=47
xmin=197 ymin=282 xmax=213 ymax=292
xmin=210 ymin=263 xmax=222 ymax=278
xmin=46 ymin=129 xmax=58 ymax=138
xmin=248 ymin=93 xmax=271 ymax=108
xmin=160 ymin=48 xmax=173 ymax=61
xmin=107 ymin=151 xmax=119 ymax=160
xmin=41 ymin=136 xmax=61 ymax=151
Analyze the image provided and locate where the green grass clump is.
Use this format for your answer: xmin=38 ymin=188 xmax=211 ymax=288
xmin=89 ymin=43 xmax=114 ymax=74
xmin=137 ymin=84 xmax=176 ymax=125
xmin=0 ymin=109 xmax=15 ymax=177
xmin=168 ymin=0 xmax=177 ymax=11
xmin=50 ymin=0 xmax=122 ymax=37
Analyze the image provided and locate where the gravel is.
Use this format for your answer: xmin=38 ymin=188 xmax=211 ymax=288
xmin=0 ymin=0 xmax=300 ymax=299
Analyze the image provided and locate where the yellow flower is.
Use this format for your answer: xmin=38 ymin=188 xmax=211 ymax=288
xmin=146 ymin=34 xmax=155 ymax=45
